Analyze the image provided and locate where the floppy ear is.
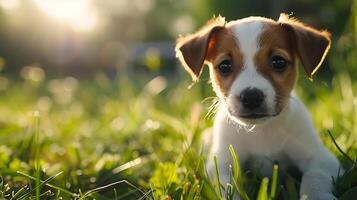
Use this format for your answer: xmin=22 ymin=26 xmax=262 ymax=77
xmin=279 ymin=13 xmax=331 ymax=79
xmin=175 ymin=17 xmax=226 ymax=81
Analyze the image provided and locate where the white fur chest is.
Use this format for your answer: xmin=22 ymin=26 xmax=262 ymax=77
xmin=211 ymin=95 xmax=307 ymax=169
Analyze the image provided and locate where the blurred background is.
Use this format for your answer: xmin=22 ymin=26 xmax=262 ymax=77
xmin=0 ymin=0 xmax=353 ymax=79
xmin=1 ymin=0 xmax=357 ymax=199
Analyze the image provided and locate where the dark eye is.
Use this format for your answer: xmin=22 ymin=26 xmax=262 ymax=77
xmin=270 ymin=56 xmax=288 ymax=72
xmin=217 ymin=59 xmax=232 ymax=76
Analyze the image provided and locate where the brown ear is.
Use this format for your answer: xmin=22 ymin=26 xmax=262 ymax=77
xmin=279 ymin=13 xmax=331 ymax=79
xmin=175 ymin=16 xmax=226 ymax=81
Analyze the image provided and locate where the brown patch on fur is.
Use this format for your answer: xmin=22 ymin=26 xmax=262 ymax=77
xmin=175 ymin=16 xmax=226 ymax=81
xmin=255 ymin=14 xmax=331 ymax=111
xmin=206 ymin=28 xmax=243 ymax=96
xmin=278 ymin=13 xmax=331 ymax=79
xmin=255 ymin=22 xmax=298 ymax=112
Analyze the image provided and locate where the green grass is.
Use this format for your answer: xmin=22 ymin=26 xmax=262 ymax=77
xmin=0 ymin=70 xmax=356 ymax=199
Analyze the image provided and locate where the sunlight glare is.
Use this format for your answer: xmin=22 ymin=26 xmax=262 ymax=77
xmin=0 ymin=0 xmax=19 ymax=10
xmin=34 ymin=0 xmax=98 ymax=32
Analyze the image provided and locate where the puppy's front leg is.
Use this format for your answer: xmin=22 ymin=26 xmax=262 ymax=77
xmin=288 ymin=131 xmax=340 ymax=200
xmin=298 ymin=150 xmax=340 ymax=200
xmin=285 ymin=101 xmax=341 ymax=200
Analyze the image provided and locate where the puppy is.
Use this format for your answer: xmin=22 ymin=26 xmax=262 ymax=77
xmin=176 ymin=14 xmax=340 ymax=200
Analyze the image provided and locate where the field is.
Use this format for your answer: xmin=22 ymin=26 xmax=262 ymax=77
xmin=0 ymin=66 xmax=356 ymax=199
xmin=0 ymin=0 xmax=356 ymax=199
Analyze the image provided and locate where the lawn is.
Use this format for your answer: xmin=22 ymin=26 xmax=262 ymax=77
xmin=0 ymin=0 xmax=356 ymax=199
xmin=0 ymin=67 xmax=356 ymax=199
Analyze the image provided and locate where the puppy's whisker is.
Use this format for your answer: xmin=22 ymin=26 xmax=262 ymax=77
xmin=201 ymin=96 xmax=219 ymax=104
xmin=244 ymin=124 xmax=257 ymax=133
xmin=204 ymin=97 xmax=220 ymax=119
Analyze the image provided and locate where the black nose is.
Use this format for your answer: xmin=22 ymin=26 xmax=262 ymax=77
xmin=239 ymin=88 xmax=265 ymax=109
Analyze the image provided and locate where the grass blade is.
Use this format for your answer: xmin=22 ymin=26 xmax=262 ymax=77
xmin=17 ymin=171 xmax=63 ymax=200
xmin=33 ymin=111 xmax=40 ymax=200
xmin=0 ymin=176 xmax=5 ymax=199
xmin=225 ymin=183 xmax=234 ymax=200
xmin=285 ymin=175 xmax=298 ymax=200
xmin=213 ymin=156 xmax=222 ymax=198
xmin=79 ymin=180 xmax=145 ymax=199
xmin=269 ymin=164 xmax=279 ymax=200
xmin=16 ymin=171 xmax=76 ymax=197
xmin=257 ymin=178 xmax=269 ymax=200
xmin=187 ymin=181 xmax=200 ymax=200
xmin=327 ymin=130 xmax=354 ymax=164
xmin=229 ymin=145 xmax=240 ymax=181
xmin=10 ymin=185 xmax=28 ymax=200
xmin=229 ymin=145 xmax=249 ymax=200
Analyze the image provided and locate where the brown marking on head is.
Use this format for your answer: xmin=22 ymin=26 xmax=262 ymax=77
xmin=255 ymin=21 xmax=298 ymax=112
xmin=175 ymin=16 xmax=226 ymax=81
xmin=206 ymin=28 xmax=243 ymax=96
xmin=253 ymin=14 xmax=331 ymax=112
xmin=278 ymin=13 xmax=331 ymax=79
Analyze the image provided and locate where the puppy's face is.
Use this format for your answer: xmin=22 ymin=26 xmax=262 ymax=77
xmin=176 ymin=14 xmax=331 ymax=125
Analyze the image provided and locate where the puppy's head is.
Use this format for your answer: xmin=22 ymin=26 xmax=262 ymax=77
xmin=176 ymin=14 xmax=331 ymax=125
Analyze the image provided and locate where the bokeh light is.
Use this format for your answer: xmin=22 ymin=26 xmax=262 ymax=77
xmin=0 ymin=76 xmax=8 ymax=90
xmin=0 ymin=0 xmax=19 ymax=10
xmin=34 ymin=0 xmax=98 ymax=32
xmin=48 ymin=77 xmax=78 ymax=105
xmin=20 ymin=65 xmax=45 ymax=83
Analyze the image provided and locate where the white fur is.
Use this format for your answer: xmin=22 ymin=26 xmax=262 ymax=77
xmin=225 ymin=20 xmax=276 ymax=125
xmin=229 ymin=19 xmax=263 ymax=61
xmin=227 ymin=67 xmax=277 ymax=125
xmin=206 ymin=19 xmax=341 ymax=200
